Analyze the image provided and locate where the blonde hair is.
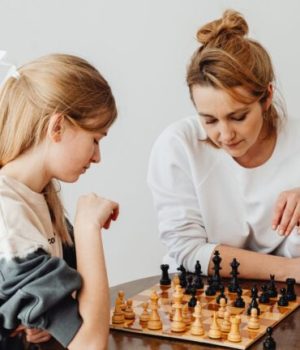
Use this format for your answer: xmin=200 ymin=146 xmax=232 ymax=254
xmin=187 ymin=10 xmax=284 ymax=146
xmin=0 ymin=54 xmax=117 ymax=244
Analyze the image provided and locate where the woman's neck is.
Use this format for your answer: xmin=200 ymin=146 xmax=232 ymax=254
xmin=0 ymin=149 xmax=51 ymax=193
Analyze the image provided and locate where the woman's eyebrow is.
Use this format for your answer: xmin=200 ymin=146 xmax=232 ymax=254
xmin=199 ymin=107 xmax=249 ymax=118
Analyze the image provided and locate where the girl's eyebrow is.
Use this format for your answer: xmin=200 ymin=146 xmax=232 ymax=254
xmin=199 ymin=107 xmax=249 ymax=118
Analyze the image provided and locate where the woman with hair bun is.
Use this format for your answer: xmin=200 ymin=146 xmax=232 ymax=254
xmin=148 ymin=10 xmax=300 ymax=282
xmin=0 ymin=53 xmax=119 ymax=349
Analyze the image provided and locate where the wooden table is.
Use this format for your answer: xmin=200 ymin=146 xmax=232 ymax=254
xmin=4 ymin=276 xmax=300 ymax=349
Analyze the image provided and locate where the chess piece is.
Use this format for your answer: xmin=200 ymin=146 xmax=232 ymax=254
xmin=182 ymin=303 xmax=192 ymax=325
xmin=278 ymin=287 xmax=289 ymax=307
xmin=191 ymin=301 xmax=204 ymax=336
xmin=160 ymin=264 xmax=171 ymax=287
xmin=216 ymin=284 xmax=227 ymax=304
xmin=139 ymin=302 xmax=150 ymax=322
xmin=286 ymin=278 xmax=296 ymax=301
xmin=171 ymin=285 xmax=186 ymax=332
xmin=208 ymin=311 xmax=221 ymax=339
xmin=194 ymin=260 xmax=204 ymax=289
xmin=217 ymin=297 xmax=226 ymax=318
xmin=228 ymin=315 xmax=242 ymax=342
xmin=188 ymin=286 xmax=197 ymax=308
xmin=220 ymin=310 xmax=231 ymax=333
xmin=147 ymin=291 xmax=162 ymax=330
xmin=124 ymin=299 xmax=135 ymax=320
xmin=247 ymin=285 xmax=260 ymax=315
xmin=247 ymin=308 xmax=260 ymax=330
xmin=185 ymin=275 xmax=194 ymax=295
xmin=228 ymin=258 xmax=240 ymax=293
xmin=267 ymin=275 xmax=278 ymax=298
xmin=205 ymin=276 xmax=216 ymax=296
xmin=234 ymin=287 xmax=245 ymax=308
xmin=263 ymin=327 xmax=276 ymax=350
xmin=112 ymin=298 xmax=125 ymax=324
xmin=172 ymin=274 xmax=180 ymax=289
xmin=177 ymin=265 xmax=187 ymax=288
xmin=259 ymin=284 xmax=270 ymax=304
xmin=118 ymin=290 xmax=126 ymax=311
xmin=211 ymin=250 xmax=222 ymax=291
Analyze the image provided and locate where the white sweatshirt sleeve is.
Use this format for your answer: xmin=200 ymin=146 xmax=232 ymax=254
xmin=147 ymin=127 xmax=216 ymax=274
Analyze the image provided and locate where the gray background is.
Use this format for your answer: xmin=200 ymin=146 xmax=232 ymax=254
xmin=1 ymin=0 xmax=299 ymax=286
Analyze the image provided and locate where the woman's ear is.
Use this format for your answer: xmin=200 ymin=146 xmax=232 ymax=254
xmin=47 ymin=114 xmax=65 ymax=142
xmin=264 ymin=83 xmax=274 ymax=111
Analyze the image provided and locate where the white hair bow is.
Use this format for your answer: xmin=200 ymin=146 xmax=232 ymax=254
xmin=0 ymin=50 xmax=20 ymax=86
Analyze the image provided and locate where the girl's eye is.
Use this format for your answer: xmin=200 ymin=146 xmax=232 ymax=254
xmin=205 ymin=119 xmax=217 ymax=125
xmin=94 ymin=139 xmax=99 ymax=145
xmin=233 ymin=113 xmax=247 ymax=121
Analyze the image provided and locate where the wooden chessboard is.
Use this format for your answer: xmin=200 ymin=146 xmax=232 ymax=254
xmin=110 ymin=283 xmax=300 ymax=349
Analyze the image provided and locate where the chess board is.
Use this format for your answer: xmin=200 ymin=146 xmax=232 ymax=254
xmin=110 ymin=283 xmax=300 ymax=349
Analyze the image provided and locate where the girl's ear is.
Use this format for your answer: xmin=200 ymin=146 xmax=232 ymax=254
xmin=47 ymin=114 xmax=65 ymax=142
xmin=264 ymin=83 xmax=274 ymax=111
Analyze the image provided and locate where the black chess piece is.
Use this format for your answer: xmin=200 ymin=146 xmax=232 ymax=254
xmin=278 ymin=287 xmax=289 ymax=307
xmin=177 ymin=265 xmax=187 ymax=288
xmin=267 ymin=274 xmax=278 ymax=298
xmin=185 ymin=275 xmax=194 ymax=295
xmin=247 ymin=285 xmax=260 ymax=315
xmin=211 ymin=250 xmax=222 ymax=291
xmin=205 ymin=276 xmax=216 ymax=296
xmin=234 ymin=287 xmax=245 ymax=308
xmin=188 ymin=286 xmax=197 ymax=307
xmin=194 ymin=260 xmax=204 ymax=289
xmin=259 ymin=284 xmax=270 ymax=304
xmin=263 ymin=327 xmax=276 ymax=349
xmin=228 ymin=258 xmax=240 ymax=293
xmin=286 ymin=278 xmax=296 ymax=301
xmin=160 ymin=264 xmax=171 ymax=286
xmin=216 ymin=284 xmax=228 ymax=304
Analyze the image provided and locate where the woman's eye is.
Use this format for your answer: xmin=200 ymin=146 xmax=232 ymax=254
xmin=233 ymin=114 xmax=247 ymax=121
xmin=205 ymin=119 xmax=217 ymax=125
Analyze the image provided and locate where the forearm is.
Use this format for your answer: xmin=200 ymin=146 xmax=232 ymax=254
xmin=208 ymin=244 xmax=294 ymax=282
xmin=69 ymin=223 xmax=109 ymax=349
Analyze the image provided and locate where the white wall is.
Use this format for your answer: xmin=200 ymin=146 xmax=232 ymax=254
xmin=1 ymin=0 xmax=299 ymax=286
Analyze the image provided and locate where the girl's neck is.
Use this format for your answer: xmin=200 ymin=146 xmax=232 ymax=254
xmin=0 ymin=150 xmax=51 ymax=193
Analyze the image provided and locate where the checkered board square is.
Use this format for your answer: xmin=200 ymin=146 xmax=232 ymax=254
xmin=110 ymin=284 xmax=300 ymax=349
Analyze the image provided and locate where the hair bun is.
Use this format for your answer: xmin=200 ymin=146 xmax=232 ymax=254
xmin=196 ymin=10 xmax=248 ymax=45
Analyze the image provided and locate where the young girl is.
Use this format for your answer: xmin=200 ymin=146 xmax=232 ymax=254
xmin=0 ymin=53 xmax=119 ymax=349
xmin=148 ymin=10 xmax=300 ymax=282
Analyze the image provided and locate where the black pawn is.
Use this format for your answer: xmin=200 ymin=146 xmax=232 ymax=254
xmin=216 ymin=284 xmax=227 ymax=304
xmin=267 ymin=274 xmax=278 ymax=298
xmin=234 ymin=287 xmax=245 ymax=308
xmin=247 ymin=285 xmax=260 ymax=315
xmin=177 ymin=265 xmax=187 ymax=288
xmin=259 ymin=284 xmax=270 ymax=304
xmin=205 ymin=276 xmax=216 ymax=296
xmin=263 ymin=327 xmax=276 ymax=350
xmin=278 ymin=287 xmax=289 ymax=307
xmin=188 ymin=287 xmax=197 ymax=308
xmin=286 ymin=278 xmax=296 ymax=301
xmin=185 ymin=275 xmax=194 ymax=295
xmin=160 ymin=264 xmax=171 ymax=286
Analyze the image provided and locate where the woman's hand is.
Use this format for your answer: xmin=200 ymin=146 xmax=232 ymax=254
xmin=10 ymin=325 xmax=51 ymax=343
xmin=272 ymin=188 xmax=300 ymax=236
xmin=75 ymin=193 xmax=119 ymax=231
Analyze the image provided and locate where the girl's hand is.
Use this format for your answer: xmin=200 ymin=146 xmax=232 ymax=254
xmin=75 ymin=193 xmax=119 ymax=231
xmin=10 ymin=326 xmax=51 ymax=343
xmin=272 ymin=188 xmax=300 ymax=236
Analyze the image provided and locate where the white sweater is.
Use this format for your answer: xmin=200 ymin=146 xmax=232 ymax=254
xmin=148 ymin=116 xmax=300 ymax=275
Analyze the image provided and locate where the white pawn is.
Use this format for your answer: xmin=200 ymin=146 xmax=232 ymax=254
xmin=220 ymin=310 xmax=231 ymax=333
xmin=218 ymin=297 xmax=227 ymax=319
xmin=140 ymin=302 xmax=150 ymax=323
xmin=124 ymin=299 xmax=135 ymax=320
xmin=208 ymin=311 xmax=221 ymax=339
xmin=248 ymin=308 xmax=260 ymax=330
xmin=191 ymin=301 xmax=204 ymax=336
